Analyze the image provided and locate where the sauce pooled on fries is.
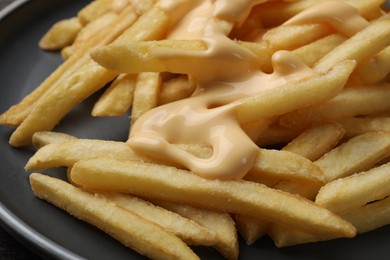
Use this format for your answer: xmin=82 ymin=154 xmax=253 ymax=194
xmin=128 ymin=0 xmax=367 ymax=179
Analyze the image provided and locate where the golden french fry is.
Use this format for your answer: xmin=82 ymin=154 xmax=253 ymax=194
xmin=314 ymin=17 xmax=390 ymax=71
xmin=39 ymin=17 xmax=82 ymax=50
xmin=30 ymin=173 xmax=198 ymax=260
xmin=314 ymin=131 xmax=390 ymax=182
xmin=255 ymin=124 xmax=303 ymax=147
xmin=338 ymin=116 xmax=390 ymax=138
xmin=77 ymin=0 xmax=130 ymax=26
xmin=31 ymin=131 xmax=77 ymax=149
xmin=280 ymin=84 xmax=390 ymax=128
xmin=62 ymin=12 xmax=119 ymax=59
xmin=235 ymin=60 xmax=355 ymax=124
xmin=100 ymin=192 xmax=218 ymax=246
xmin=92 ymin=73 xmax=136 ymax=116
xmin=153 ymin=199 xmax=238 ymax=260
xmin=340 ymin=196 xmax=390 ymax=234
xmin=234 ymin=214 xmax=268 ymax=245
xmin=291 ymin=34 xmax=347 ymax=68
xmin=158 ymin=75 xmax=196 ymax=105
xmin=70 ymin=158 xmax=356 ymax=239
xmin=316 ymin=162 xmax=390 ymax=213
xmin=282 ymin=122 xmax=345 ymax=161
xmin=131 ymin=72 xmax=161 ymax=124
xmin=245 ymin=149 xmax=325 ymax=188
xmin=0 ymin=6 xmax=138 ymax=127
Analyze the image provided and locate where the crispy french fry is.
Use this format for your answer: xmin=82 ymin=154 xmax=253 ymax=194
xmin=131 ymin=72 xmax=161 ymax=124
xmin=314 ymin=17 xmax=390 ymax=71
xmin=77 ymin=0 xmax=130 ymax=26
xmin=245 ymin=149 xmax=325 ymax=188
xmin=92 ymin=73 xmax=136 ymax=116
xmin=234 ymin=214 xmax=268 ymax=245
xmin=282 ymin=122 xmax=345 ymax=161
xmin=100 ymin=192 xmax=218 ymax=246
xmin=70 ymin=158 xmax=356 ymax=239
xmin=235 ymin=60 xmax=355 ymax=124
xmin=158 ymin=75 xmax=196 ymax=105
xmin=338 ymin=116 xmax=390 ymax=138
xmin=31 ymin=131 xmax=77 ymax=149
xmin=152 ymin=199 xmax=238 ymax=260
xmin=316 ymin=162 xmax=390 ymax=213
xmin=30 ymin=173 xmax=198 ymax=260
xmin=314 ymin=131 xmax=390 ymax=182
xmin=280 ymin=84 xmax=390 ymax=128
xmin=0 ymin=6 xmax=138 ymax=127
xmin=340 ymin=196 xmax=390 ymax=234
xmin=39 ymin=17 xmax=82 ymax=50
xmin=62 ymin=12 xmax=119 ymax=59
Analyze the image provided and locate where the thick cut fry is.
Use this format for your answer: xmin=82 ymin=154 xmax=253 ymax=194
xmin=245 ymin=149 xmax=325 ymax=187
xmin=352 ymin=45 xmax=390 ymax=85
xmin=234 ymin=214 xmax=268 ymax=245
xmin=100 ymin=192 xmax=217 ymax=246
xmin=314 ymin=131 xmax=390 ymax=182
xmin=131 ymin=72 xmax=161 ymax=124
xmin=153 ymin=199 xmax=238 ymax=260
xmin=282 ymin=122 xmax=345 ymax=161
xmin=339 ymin=116 xmax=390 ymax=138
xmin=280 ymin=84 xmax=390 ymax=128
xmin=30 ymin=173 xmax=198 ymax=260
xmin=92 ymin=73 xmax=136 ymax=116
xmin=31 ymin=131 xmax=77 ymax=149
xmin=316 ymin=162 xmax=390 ymax=213
xmin=39 ymin=17 xmax=82 ymax=50
xmin=70 ymin=158 xmax=356 ymax=239
xmin=235 ymin=60 xmax=355 ymax=124
xmin=158 ymin=75 xmax=196 ymax=105
xmin=341 ymin=196 xmax=390 ymax=234
xmin=314 ymin=17 xmax=390 ymax=71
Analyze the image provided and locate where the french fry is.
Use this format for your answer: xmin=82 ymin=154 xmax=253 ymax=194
xmin=152 ymin=199 xmax=239 ymax=260
xmin=316 ymin=162 xmax=390 ymax=213
xmin=70 ymin=158 xmax=356 ymax=239
xmin=314 ymin=131 xmax=390 ymax=182
xmin=0 ymin=6 xmax=138 ymax=127
xmin=31 ymin=131 xmax=77 ymax=149
xmin=338 ymin=116 xmax=390 ymax=138
xmin=352 ymin=45 xmax=390 ymax=85
xmin=30 ymin=173 xmax=198 ymax=260
xmin=282 ymin=122 xmax=345 ymax=161
xmin=280 ymin=83 xmax=390 ymax=128
xmin=77 ymin=0 xmax=130 ymax=26
xmin=234 ymin=214 xmax=268 ymax=245
xmin=92 ymin=73 xmax=136 ymax=116
xmin=39 ymin=17 xmax=82 ymax=51
xmin=131 ymin=72 xmax=161 ymax=124
xmin=100 ymin=192 xmax=218 ymax=246
xmin=245 ymin=149 xmax=325 ymax=188
xmin=61 ymin=12 xmax=119 ymax=59
xmin=235 ymin=60 xmax=355 ymax=125
xmin=314 ymin=17 xmax=390 ymax=71
xmin=291 ymin=34 xmax=347 ymax=68
xmin=158 ymin=75 xmax=196 ymax=105
xmin=340 ymin=196 xmax=390 ymax=234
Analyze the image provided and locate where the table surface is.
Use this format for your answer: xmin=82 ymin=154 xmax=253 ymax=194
xmin=0 ymin=2 xmax=42 ymax=260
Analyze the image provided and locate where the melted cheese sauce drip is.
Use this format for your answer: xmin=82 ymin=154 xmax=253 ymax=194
xmin=128 ymin=0 xmax=366 ymax=179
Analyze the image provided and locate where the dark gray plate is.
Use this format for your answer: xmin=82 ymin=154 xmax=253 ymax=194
xmin=0 ymin=1 xmax=389 ymax=259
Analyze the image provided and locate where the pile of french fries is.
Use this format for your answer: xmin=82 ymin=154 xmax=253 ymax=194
xmin=1 ymin=0 xmax=390 ymax=259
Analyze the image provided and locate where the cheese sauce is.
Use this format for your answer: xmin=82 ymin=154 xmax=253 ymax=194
xmin=128 ymin=0 xmax=366 ymax=179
